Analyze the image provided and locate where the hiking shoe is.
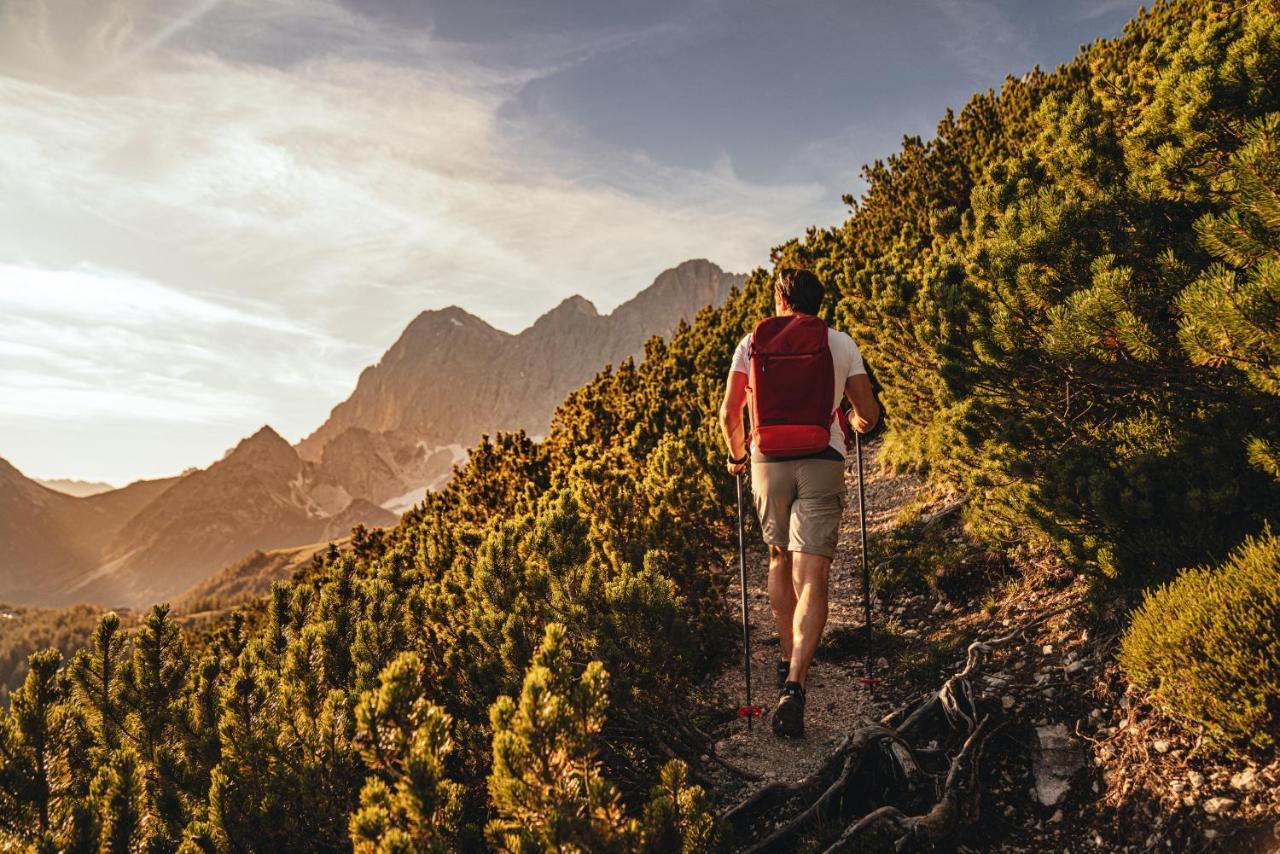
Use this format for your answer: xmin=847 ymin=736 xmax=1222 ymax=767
xmin=776 ymin=660 xmax=790 ymax=692
xmin=771 ymin=681 xmax=805 ymax=738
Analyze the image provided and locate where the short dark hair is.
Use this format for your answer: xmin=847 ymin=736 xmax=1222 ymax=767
xmin=775 ymin=268 xmax=824 ymax=315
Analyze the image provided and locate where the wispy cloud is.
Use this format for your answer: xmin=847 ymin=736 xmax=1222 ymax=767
xmin=0 ymin=0 xmax=824 ymax=334
xmin=0 ymin=0 xmax=833 ymax=481
xmin=0 ymin=263 xmax=375 ymax=482
xmin=0 ymin=264 xmax=366 ymax=420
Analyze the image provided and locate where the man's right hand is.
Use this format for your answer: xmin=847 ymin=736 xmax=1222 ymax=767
xmin=727 ymin=452 xmax=749 ymax=476
xmin=844 ymin=374 xmax=882 ymax=436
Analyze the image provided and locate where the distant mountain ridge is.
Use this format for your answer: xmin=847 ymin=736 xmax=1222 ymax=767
xmin=62 ymin=427 xmax=397 ymax=607
xmin=0 ymin=461 xmax=178 ymax=604
xmin=0 ymin=433 xmax=394 ymax=608
xmin=36 ymin=478 xmax=117 ymax=497
xmin=296 ymin=259 xmax=743 ymax=505
xmin=173 ymin=539 xmax=338 ymax=618
xmin=0 ymin=259 xmax=741 ymax=609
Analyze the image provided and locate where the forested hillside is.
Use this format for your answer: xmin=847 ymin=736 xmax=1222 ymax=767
xmin=1 ymin=0 xmax=1276 ymax=849
xmin=0 ymin=604 xmax=119 ymax=705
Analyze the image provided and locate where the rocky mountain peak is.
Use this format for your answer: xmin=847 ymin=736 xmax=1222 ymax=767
xmin=671 ymin=257 xmax=718 ymax=274
xmin=295 ymin=259 xmax=744 ymax=485
xmin=377 ymin=306 xmax=508 ymax=371
xmin=404 ymin=305 xmax=500 ymax=337
xmin=239 ymin=424 xmax=289 ymax=450
xmin=529 ymin=294 xmax=600 ymax=334
xmin=549 ymin=294 xmax=599 ymax=317
xmin=222 ymin=425 xmax=299 ymax=471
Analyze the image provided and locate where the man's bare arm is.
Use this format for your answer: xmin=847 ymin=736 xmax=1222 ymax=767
xmin=719 ymin=371 xmax=749 ymax=473
xmin=844 ymin=373 xmax=880 ymax=434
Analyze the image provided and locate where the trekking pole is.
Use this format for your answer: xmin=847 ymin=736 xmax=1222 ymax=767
xmin=855 ymin=431 xmax=881 ymax=686
xmin=735 ymin=472 xmax=762 ymax=728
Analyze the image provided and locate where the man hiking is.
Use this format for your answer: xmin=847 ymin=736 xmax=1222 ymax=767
xmin=719 ymin=268 xmax=880 ymax=738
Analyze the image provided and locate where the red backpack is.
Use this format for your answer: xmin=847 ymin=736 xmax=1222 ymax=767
xmin=747 ymin=315 xmax=834 ymax=458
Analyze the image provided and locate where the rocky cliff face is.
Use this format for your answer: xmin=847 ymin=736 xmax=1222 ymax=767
xmin=296 ymin=259 xmax=742 ymax=504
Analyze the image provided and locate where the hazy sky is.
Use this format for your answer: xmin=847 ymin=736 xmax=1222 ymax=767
xmin=0 ymin=0 xmax=1137 ymax=484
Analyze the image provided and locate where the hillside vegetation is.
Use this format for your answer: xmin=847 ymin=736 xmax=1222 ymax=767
xmin=1 ymin=0 xmax=1277 ymax=850
xmin=172 ymin=541 xmax=339 ymax=618
xmin=0 ymin=604 xmax=118 ymax=705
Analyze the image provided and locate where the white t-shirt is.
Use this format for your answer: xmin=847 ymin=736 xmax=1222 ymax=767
xmin=729 ymin=326 xmax=867 ymax=458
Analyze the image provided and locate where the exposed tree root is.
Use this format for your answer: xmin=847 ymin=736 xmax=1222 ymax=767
xmin=721 ymin=608 xmax=1068 ymax=852
xmin=821 ymin=717 xmax=1001 ymax=853
xmin=738 ymin=726 xmax=909 ymax=854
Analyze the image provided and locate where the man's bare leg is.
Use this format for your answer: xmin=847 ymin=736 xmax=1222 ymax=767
xmin=787 ymin=551 xmax=831 ymax=687
xmin=767 ymin=545 xmax=796 ymax=662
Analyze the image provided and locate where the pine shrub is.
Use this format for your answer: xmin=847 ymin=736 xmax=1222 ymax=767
xmin=1120 ymin=531 xmax=1280 ymax=750
xmin=486 ymin=624 xmax=719 ymax=853
xmin=486 ymin=623 xmax=635 ymax=852
xmin=349 ymin=652 xmax=462 ymax=853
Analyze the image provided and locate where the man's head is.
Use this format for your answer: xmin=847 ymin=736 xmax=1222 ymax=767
xmin=774 ymin=268 xmax=824 ymax=316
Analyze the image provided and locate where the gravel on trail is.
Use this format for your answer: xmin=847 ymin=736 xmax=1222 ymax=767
xmin=710 ymin=445 xmax=924 ymax=783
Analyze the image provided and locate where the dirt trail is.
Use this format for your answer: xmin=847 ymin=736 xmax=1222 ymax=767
xmin=710 ymin=445 xmax=925 ymax=781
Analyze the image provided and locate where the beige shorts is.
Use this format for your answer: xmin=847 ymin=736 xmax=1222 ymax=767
xmin=751 ymin=457 xmax=846 ymax=558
